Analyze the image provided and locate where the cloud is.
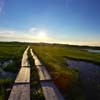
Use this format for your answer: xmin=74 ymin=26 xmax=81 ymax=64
xmin=0 ymin=0 xmax=4 ymax=14
xmin=0 ymin=28 xmax=55 ymax=42
xmin=0 ymin=28 xmax=100 ymax=46
xmin=29 ymin=27 xmax=37 ymax=33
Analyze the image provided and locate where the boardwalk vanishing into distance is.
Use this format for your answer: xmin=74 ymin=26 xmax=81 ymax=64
xmin=8 ymin=47 xmax=64 ymax=100
xmin=30 ymin=49 xmax=64 ymax=100
xmin=8 ymin=46 xmax=30 ymax=100
xmin=21 ymin=46 xmax=30 ymax=67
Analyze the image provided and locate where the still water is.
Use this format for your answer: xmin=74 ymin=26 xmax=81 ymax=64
xmin=85 ymin=49 xmax=100 ymax=53
xmin=66 ymin=58 xmax=100 ymax=100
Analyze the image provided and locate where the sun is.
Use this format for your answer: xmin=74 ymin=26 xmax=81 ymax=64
xmin=37 ymin=31 xmax=47 ymax=39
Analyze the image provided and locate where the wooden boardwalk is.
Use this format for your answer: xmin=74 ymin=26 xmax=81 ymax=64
xmin=9 ymin=47 xmax=64 ymax=100
xmin=30 ymin=49 xmax=42 ymax=66
xmin=15 ymin=67 xmax=30 ymax=83
xmin=41 ymin=81 xmax=64 ymax=100
xmin=30 ymin=49 xmax=64 ymax=100
xmin=30 ymin=49 xmax=51 ymax=81
xmin=37 ymin=65 xmax=51 ymax=81
xmin=21 ymin=46 xmax=30 ymax=67
xmin=8 ymin=84 xmax=30 ymax=100
xmin=8 ymin=46 xmax=30 ymax=100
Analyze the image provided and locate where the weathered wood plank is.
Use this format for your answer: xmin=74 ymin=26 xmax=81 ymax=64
xmin=30 ymin=49 xmax=51 ymax=80
xmin=9 ymin=46 xmax=30 ymax=100
xmin=30 ymin=49 xmax=42 ymax=66
xmin=34 ymin=58 xmax=42 ymax=65
xmin=30 ymin=49 xmax=64 ymax=100
xmin=21 ymin=46 xmax=30 ymax=67
xmin=15 ymin=67 xmax=30 ymax=83
xmin=37 ymin=65 xmax=51 ymax=81
xmin=8 ymin=84 xmax=30 ymax=100
xmin=41 ymin=81 xmax=64 ymax=100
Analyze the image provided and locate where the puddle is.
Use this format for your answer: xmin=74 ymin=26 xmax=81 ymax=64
xmin=0 ymin=67 xmax=15 ymax=78
xmin=0 ymin=59 xmax=13 ymax=68
xmin=0 ymin=60 xmax=15 ymax=78
xmin=85 ymin=49 xmax=100 ymax=53
xmin=65 ymin=58 xmax=100 ymax=100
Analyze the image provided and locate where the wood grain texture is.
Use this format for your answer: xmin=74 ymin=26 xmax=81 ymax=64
xmin=37 ymin=65 xmax=51 ymax=81
xmin=15 ymin=67 xmax=30 ymax=83
xmin=21 ymin=46 xmax=30 ymax=67
xmin=41 ymin=81 xmax=64 ymax=100
xmin=8 ymin=84 xmax=30 ymax=100
xmin=9 ymin=46 xmax=30 ymax=100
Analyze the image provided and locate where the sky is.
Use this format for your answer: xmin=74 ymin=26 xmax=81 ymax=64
xmin=0 ymin=0 xmax=100 ymax=46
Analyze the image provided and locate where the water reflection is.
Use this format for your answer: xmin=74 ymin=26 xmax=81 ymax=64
xmin=65 ymin=58 xmax=100 ymax=100
xmin=0 ymin=60 xmax=15 ymax=78
xmin=85 ymin=49 xmax=100 ymax=53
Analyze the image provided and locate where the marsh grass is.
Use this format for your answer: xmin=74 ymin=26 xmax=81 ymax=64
xmin=0 ymin=78 xmax=13 ymax=100
xmin=30 ymin=44 xmax=100 ymax=100
xmin=0 ymin=42 xmax=27 ymax=99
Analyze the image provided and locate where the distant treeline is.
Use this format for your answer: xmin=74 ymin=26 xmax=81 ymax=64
xmin=0 ymin=41 xmax=100 ymax=49
xmin=0 ymin=41 xmax=28 ymax=47
xmin=29 ymin=42 xmax=100 ymax=50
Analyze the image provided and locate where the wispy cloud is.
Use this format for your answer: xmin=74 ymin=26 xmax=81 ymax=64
xmin=0 ymin=28 xmax=54 ymax=42
xmin=0 ymin=28 xmax=100 ymax=46
xmin=0 ymin=0 xmax=4 ymax=14
xmin=29 ymin=27 xmax=38 ymax=33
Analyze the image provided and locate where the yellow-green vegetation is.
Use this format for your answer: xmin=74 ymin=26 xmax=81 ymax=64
xmin=0 ymin=42 xmax=27 ymax=100
xmin=31 ymin=44 xmax=100 ymax=100
xmin=0 ymin=42 xmax=27 ymax=61
xmin=0 ymin=78 xmax=13 ymax=100
xmin=28 ymin=50 xmax=45 ymax=100
xmin=0 ymin=42 xmax=27 ymax=72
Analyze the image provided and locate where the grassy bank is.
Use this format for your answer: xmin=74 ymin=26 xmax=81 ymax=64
xmin=0 ymin=42 xmax=27 ymax=61
xmin=31 ymin=44 xmax=100 ymax=100
xmin=0 ymin=42 xmax=27 ymax=99
xmin=0 ymin=78 xmax=13 ymax=100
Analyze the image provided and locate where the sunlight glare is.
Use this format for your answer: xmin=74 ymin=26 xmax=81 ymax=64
xmin=37 ymin=31 xmax=47 ymax=39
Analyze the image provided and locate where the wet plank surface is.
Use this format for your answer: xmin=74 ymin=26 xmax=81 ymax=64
xmin=8 ymin=84 xmax=30 ymax=100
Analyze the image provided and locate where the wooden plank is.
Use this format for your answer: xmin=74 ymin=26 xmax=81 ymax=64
xmin=30 ymin=49 xmax=51 ymax=80
xmin=15 ymin=67 xmax=30 ymax=83
xmin=30 ymin=49 xmax=64 ymax=100
xmin=30 ymin=49 xmax=42 ymax=66
xmin=41 ymin=81 xmax=64 ymax=100
xmin=21 ymin=46 xmax=30 ymax=67
xmin=37 ymin=65 xmax=51 ymax=81
xmin=34 ymin=58 xmax=42 ymax=66
xmin=8 ymin=84 xmax=30 ymax=100
xmin=9 ymin=46 xmax=30 ymax=100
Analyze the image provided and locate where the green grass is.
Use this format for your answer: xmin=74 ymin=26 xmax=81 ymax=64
xmin=3 ymin=62 xmax=17 ymax=73
xmin=0 ymin=78 xmax=13 ymax=100
xmin=28 ymin=50 xmax=45 ymax=100
xmin=0 ymin=42 xmax=27 ymax=61
xmin=0 ymin=42 xmax=100 ymax=99
xmin=0 ymin=42 xmax=27 ymax=72
xmin=31 ymin=44 xmax=100 ymax=100
xmin=0 ymin=42 xmax=27 ymax=99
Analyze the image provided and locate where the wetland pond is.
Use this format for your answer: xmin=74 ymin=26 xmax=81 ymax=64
xmin=85 ymin=49 xmax=100 ymax=53
xmin=0 ymin=60 xmax=15 ymax=78
xmin=65 ymin=58 xmax=100 ymax=100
